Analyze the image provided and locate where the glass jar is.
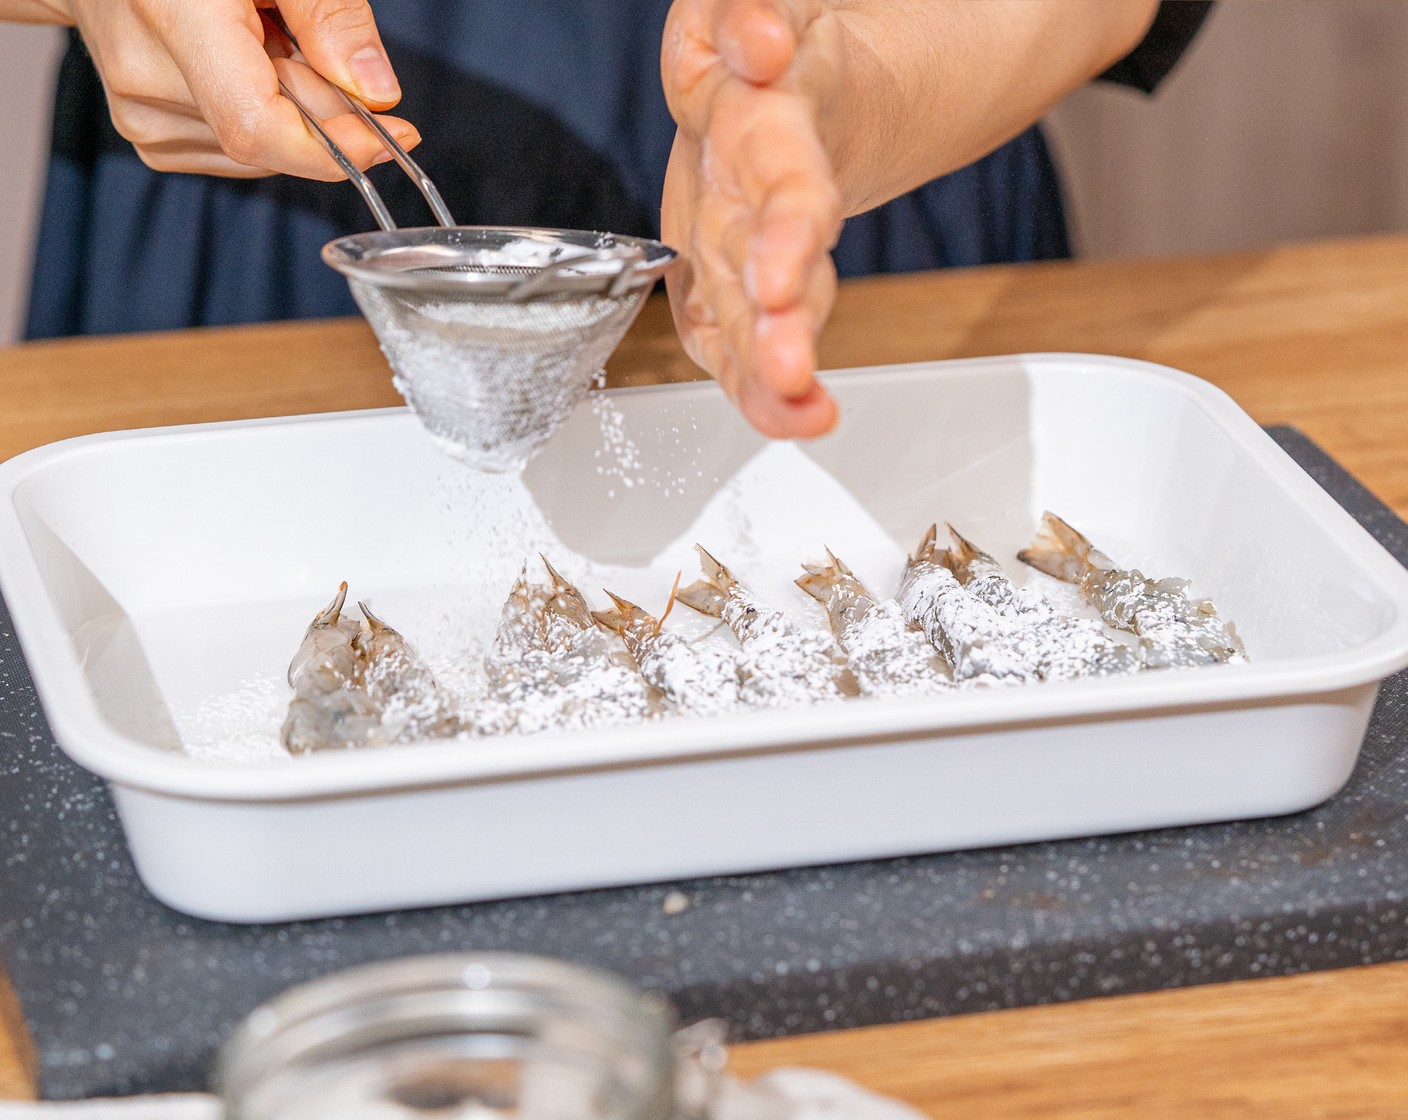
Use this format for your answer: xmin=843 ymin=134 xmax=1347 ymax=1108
xmin=216 ymin=954 xmax=719 ymax=1120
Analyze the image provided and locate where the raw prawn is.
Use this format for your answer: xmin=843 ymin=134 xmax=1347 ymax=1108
xmin=481 ymin=556 xmax=662 ymax=734
xmin=677 ymin=545 xmax=857 ymax=707
xmin=594 ymin=581 xmax=747 ymax=716
xmin=941 ymin=524 xmax=1139 ymax=682
xmin=282 ymin=584 xmax=464 ymax=753
xmin=796 ymin=550 xmax=951 ymax=698
xmin=1019 ymin=512 xmax=1246 ymax=669
xmin=282 ymin=582 xmax=380 ymax=754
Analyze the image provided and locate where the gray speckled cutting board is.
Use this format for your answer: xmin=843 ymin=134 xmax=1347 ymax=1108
xmin=2 ymin=427 xmax=1405 ymax=1100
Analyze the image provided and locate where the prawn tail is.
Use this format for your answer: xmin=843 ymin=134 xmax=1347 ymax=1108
xmin=590 ymin=608 xmax=625 ymax=634
xmin=313 ymin=581 xmax=350 ymax=627
xmin=908 ymin=524 xmax=943 ymax=567
xmin=592 ymin=590 xmax=646 ymax=635
xmin=539 ymin=554 xmax=571 ymax=592
xmin=676 ymin=544 xmax=733 ymax=618
xmin=795 ymin=570 xmax=832 ymax=604
xmin=357 ymin=601 xmax=393 ymax=634
xmin=795 ymin=547 xmax=852 ymax=604
xmin=1018 ymin=511 xmax=1102 ymax=583
xmin=944 ymin=524 xmax=991 ymax=581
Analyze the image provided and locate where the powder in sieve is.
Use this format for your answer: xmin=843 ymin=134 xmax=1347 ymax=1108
xmin=347 ymin=241 xmax=648 ymax=472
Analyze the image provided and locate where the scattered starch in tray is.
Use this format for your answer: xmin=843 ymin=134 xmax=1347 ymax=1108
xmin=183 ymin=675 xmax=294 ymax=764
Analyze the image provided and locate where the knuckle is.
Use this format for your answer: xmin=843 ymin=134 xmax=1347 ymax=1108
xmin=303 ymin=0 xmax=376 ymax=43
xmin=215 ymin=110 xmax=266 ymax=167
xmin=106 ymin=106 xmax=169 ymax=153
xmin=133 ymin=146 xmax=177 ymax=173
xmin=104 ymin=101 xmax=143 ymax=144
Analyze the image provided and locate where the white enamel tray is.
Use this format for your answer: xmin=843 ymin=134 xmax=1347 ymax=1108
xmin=2 ymin=355 xmax=1406 ymax=923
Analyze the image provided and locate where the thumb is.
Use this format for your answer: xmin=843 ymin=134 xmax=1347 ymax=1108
xmin=274 ymin=0 xmax=401 ymax=108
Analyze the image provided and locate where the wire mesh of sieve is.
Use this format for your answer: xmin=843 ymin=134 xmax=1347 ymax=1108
xmin=325 ymin=227 xmax=675 ymax=471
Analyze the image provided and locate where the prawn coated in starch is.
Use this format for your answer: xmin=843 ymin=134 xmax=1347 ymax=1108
xmin=897 ymin=528 xmax=1039 ymax=685
xmin=481 ymin=557 xmax=661 ymax=734
xmin=942 ymin=524 xmax=1139 ymax=682
xmin=1019 ymin=512 xmax=1247 ymax=669
xmin=594 ymin=583 xmax=748 ymax=717
xmin=677 ymin=545 xmax=858 ymax=708
xmin=942 ymin=524 xmax=1054 ymax=623
xmin=796 ymin=550 xmax=951 ymax=698
xmin=898 ymin=526 xmax=1137 ymax=685
xmin=355 ymin=601 xmax=465 ymax=744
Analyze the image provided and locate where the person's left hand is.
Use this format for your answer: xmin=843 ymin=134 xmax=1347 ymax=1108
xmin=661 ymin=0 xmax=847 ymax=439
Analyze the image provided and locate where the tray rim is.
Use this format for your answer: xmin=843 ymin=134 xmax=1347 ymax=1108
xmin=2 ymin=352 xmax=1406 ymax=802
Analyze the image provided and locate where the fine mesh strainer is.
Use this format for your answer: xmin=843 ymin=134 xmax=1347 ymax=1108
xmin=324 ymin=226 xmax=675 ymax=472
xmin=278 ymin=42 xmax=676 ymax=472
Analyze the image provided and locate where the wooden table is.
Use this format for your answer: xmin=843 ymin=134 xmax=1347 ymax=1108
xmin=2 ymin=234 xmax=1408 ymax=1116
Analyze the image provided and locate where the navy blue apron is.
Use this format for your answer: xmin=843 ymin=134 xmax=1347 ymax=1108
xmin=25 ymin=1 xmax=1207 ymax=339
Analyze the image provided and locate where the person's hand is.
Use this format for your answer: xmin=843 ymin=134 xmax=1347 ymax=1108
xmin=48 ymin=0 xmax=418 ymax=179
xmin=661 ymin=0 xmax=847 ymax=439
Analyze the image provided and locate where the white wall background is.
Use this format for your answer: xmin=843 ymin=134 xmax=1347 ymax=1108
xmin=0 ymin=22 xmax=62 ymax=344
xmin=1045 ymin=0 xmax=1408 ymax=259
xmin=3 ymin=3 xmax=1408 ymax=343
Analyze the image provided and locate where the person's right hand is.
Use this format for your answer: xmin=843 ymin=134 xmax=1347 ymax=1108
xmin=49 ymin=0 xmax=419 ymax=179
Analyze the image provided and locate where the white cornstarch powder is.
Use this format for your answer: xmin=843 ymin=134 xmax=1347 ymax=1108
xmin=183 ymin=675 xmax=294 ymax=764
xmin=718 ymin=590 xmax=857 ymax=709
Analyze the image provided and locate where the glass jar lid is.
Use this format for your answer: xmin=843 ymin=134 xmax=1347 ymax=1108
xmin=216 ymin=954 xmax=681 ymax=1120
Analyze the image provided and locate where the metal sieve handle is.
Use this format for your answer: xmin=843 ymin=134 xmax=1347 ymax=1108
xmin=268 ymin=7 xmax=456 ymax=231
xmin=338 ymin=93 xmax=455 ymax=228
xmin=278 ymin=79 xmax=399 ymax=232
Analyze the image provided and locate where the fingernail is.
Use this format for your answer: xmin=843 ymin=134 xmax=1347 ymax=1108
xmin=349 ymin=47 xmax=399 ymax=102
